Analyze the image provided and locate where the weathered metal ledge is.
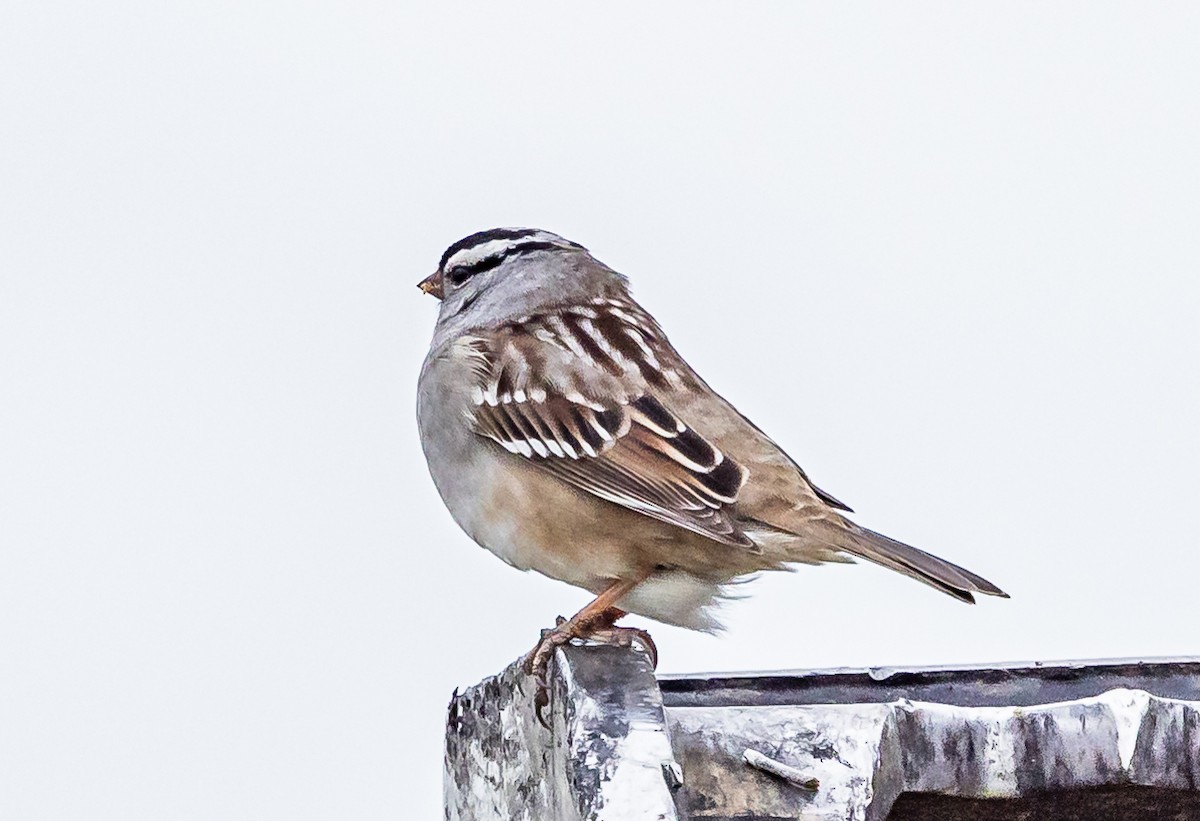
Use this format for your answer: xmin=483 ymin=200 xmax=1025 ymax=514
xmin=444 ymin=642 xmax=676 ymax=821
xmin=444 ymin=651 xmax=1200 ymax=820
xmin=658 ymin=656 xmax=1200 ymax=708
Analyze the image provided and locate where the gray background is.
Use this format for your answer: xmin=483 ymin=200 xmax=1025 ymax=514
xmin=2 ymin=2 xmax=1198 ymax=818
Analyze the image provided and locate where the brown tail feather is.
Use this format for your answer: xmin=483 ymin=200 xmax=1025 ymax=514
xmin=841 ymin=525 xmax=1008 ymax=604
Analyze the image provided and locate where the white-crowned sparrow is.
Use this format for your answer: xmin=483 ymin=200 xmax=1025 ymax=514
xmin=417 ymin=228 xmax=1006 ymax=715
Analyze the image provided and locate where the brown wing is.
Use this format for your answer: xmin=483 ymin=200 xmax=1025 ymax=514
xmin=461 ymin=300 xmax=754 ymax=548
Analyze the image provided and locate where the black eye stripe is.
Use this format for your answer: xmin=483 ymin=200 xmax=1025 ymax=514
xmin=447 ymin=254 xmax=502 ymax=285
xmin=445 ymin=240 xmax=571 ymax=286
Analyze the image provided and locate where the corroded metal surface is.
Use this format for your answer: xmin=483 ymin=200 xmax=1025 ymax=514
xmin=446 ymin=655 xmax=1200 ymax=820
xmin=668 ymin=688 xmax=1200 ymax=820
xmin=888 ymin=786 xmax=1200 ymax=821
xmin=443 ymin=643 xmax=678 ymax=820
xmin=659 ymin=657 xmax=1200 ymax=708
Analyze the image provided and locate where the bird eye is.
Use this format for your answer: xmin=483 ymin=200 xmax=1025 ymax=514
xmin=447 ymin=254 xmax=503 ymax=287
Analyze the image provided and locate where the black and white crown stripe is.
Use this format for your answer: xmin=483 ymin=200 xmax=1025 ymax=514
xmin=439 ymin=227 xmax=541 ymax=269
xmin=439 ymin=228 xmax=585 ymax=283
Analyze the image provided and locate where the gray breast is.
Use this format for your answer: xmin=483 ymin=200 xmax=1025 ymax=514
xmin=417 ymin=344 xmax=494 ymax=541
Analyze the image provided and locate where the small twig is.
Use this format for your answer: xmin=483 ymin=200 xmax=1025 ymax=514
xmin=742 ymin=749 xmax=820 ymax=791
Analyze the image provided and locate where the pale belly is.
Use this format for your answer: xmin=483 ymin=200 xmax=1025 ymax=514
xmin=439 ymin=443 xmax=651 ymax=589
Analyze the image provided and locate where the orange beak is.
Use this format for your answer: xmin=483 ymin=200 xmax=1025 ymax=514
xmin=417 ymin=270 xmax=444 ymax=300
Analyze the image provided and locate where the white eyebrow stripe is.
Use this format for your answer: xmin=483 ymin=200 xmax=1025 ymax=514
xmin=442 ymin=235 xmax=562 ymax=273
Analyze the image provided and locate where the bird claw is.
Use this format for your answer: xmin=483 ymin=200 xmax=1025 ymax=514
xmin=521 ymin=617 xmax=659 ymax=728
xmin=522 ymin=618 xmax=579 ymax=729
xmin=533 ymin=680 xmax=552 ymax=729
xmin=589 ymin=625 xmax=659 ymax=668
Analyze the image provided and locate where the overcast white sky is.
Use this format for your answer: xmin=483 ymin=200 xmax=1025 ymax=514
xmin=2 ymin=2 xmax=1199 ymax=818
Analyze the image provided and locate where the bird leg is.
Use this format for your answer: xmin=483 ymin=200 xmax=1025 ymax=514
xmin=521 ymin=578 xmax=656 ymax=727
